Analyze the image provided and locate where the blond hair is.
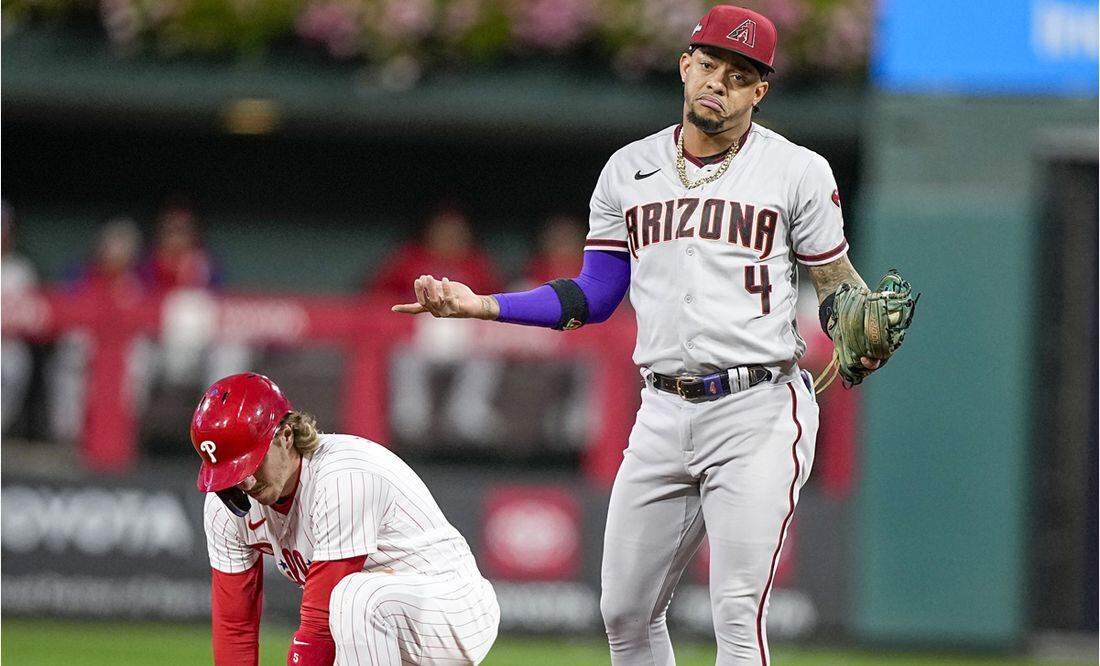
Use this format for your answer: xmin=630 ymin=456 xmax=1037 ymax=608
xmin=285 ymin=411 xmax=321 ymax=457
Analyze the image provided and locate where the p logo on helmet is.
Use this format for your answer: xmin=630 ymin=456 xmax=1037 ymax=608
xmin=190 ymin=372 xmax=293 ymax=494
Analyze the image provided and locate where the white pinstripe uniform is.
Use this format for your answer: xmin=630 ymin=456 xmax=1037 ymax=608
xmin=587 ymin=122 xmax=842 ymax=665
xmin=204 ymin=434 xmax=499 ymax=665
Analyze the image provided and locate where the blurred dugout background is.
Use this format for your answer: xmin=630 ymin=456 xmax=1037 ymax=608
xmin=0 ymin=0 xmax=1097 ymax=663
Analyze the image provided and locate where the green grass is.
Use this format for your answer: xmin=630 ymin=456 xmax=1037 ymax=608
xmin=0 ymin=618 xmax=1090 ymax=665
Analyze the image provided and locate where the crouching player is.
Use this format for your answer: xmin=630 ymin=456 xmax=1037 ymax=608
xmin=191 ymin=373 xmax=499 ymax=665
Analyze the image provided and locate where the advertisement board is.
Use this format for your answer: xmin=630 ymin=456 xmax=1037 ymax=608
xmin=2 ymin=465 xmax=853 ymax=640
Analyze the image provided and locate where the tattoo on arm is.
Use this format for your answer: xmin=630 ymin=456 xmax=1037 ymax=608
xmin=479 ymin=295 xmax=500 ymax=321
xmin=807 ymin=255 xmax=868 ymax=304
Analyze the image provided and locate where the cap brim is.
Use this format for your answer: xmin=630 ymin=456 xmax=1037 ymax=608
xmin=689 ymin=40 xmax=774 ymax=72
xmin=195 ymin=438 xmax=271 ymax=492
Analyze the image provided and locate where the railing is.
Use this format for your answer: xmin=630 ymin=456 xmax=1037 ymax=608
xmin=2 ymin=288 xmax=639 ymax=485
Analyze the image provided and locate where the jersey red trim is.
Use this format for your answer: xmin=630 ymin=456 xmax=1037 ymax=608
xmin=756 ymin=383 xmax=802 ymax=666
xmin=585 ymin=239 xmax=629 ymax=250
xmin=794 ymin=239 xmax=848 ymax=264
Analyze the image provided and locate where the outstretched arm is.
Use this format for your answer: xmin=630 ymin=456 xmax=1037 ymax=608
xmin=391 ymin=276 xmax=501 ymax=319
xmin=392 ymin=250 xmax=630 ymax=329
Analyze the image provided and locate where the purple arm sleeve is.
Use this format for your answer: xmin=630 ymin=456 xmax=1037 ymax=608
xmin=494 ymin=250 xmax=631 ymax=327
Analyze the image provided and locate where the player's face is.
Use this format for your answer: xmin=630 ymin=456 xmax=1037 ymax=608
xmin=235 ymin=426 xmax=300 ymax=505
xmin=679 ymin=48 xmax=768 ymax=134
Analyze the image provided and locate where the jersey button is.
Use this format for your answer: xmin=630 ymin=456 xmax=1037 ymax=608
xmin=686 ymin=340 xmax=696 ymax=350
xmin=684 ymin=294 xmax=693 ymax=304
xmin=686 ymin=247 xmax=695 ymax=256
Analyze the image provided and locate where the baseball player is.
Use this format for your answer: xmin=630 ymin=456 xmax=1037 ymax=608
xmin=191 ymin=372 xmax=499 ymax=666
xmin=393 ymin=5 xmax=888 ymax=665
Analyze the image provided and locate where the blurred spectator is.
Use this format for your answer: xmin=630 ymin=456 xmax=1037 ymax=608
xmin=519 ymin=214 xmax=586 ymax=288
xmin=369 ymin=200 xmax=503 ymax=298
xmin=370 ymin=201 xmax=504 ymax=445
xmin=499 ymin=214 xmax=590 ymax=447
xmin=137 ymin=196 xmax=249 ymax=392
xmin=47 ymin=217 xmax=151 ymax=443
xmin=66 ymin=216 xmax=145 ymax=301
xmin=140 ymin=197 xmax=221 ymax=293
xmin=1 ymin=202 xmax=39 ymax=432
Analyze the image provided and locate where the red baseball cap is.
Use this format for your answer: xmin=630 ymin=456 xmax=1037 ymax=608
xmin=689 ymin=5 xmax=777 ymax=73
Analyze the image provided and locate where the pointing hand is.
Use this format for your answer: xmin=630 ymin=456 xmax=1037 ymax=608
xmin=391 ymin=275 xmax=500 ymax=320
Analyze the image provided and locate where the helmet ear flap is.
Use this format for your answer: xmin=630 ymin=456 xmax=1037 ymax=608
xmin=215 ymin=487 xmax=252 ymax=517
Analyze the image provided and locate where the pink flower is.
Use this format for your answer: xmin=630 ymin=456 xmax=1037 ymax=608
xmin=818 ymin=0 xmax=871 ymax=70
xmin=296 ymin=2 xmax=363 ymax=58
xmin=637 ymin=0 xmax=708 ymax=51
xmin=380 ymin=0 xmax=435 ymax=41
xmin=99 ymin=0 xmax=143 ymax=51
xmin=509 ymin=0 xmax=597 ymax=51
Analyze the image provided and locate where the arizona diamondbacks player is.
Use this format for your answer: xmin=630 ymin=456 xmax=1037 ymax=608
xmin=192 ymin=373 xmax=499 ymax=666
xmin=393 ymin=5 xmax=882 ymax=664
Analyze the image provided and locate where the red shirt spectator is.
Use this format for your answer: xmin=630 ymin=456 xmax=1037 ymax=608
xmin=522 ymin=214 xmax=586 ymax=287
xmin=369 ymin=202 xmax=502 ymax=298
xmin=140 ymin=200 xmax=220 ymax=294
xmin=69 ymin=217 xmax=144 ymax=305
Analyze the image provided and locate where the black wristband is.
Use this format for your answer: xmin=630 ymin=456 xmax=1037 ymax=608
xmin=547 ymin=278 xmax=589 ymax=331
xmin=819 ymin=292 xmax=836 ymax=339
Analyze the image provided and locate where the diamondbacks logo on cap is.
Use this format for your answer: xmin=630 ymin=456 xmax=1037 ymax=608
xmin=727 ymin=19 xmax=757 ymax=47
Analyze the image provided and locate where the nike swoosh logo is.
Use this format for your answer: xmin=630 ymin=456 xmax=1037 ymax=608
xmin=247 ymin=517 xmax=267 ymax=530
xmin=292 ymin=639 xmax=310 ymax=646
xmin=634 ymin=168 xmax=660 ymax=180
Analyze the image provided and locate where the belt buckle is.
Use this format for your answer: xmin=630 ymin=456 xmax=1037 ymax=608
xmin=674 ymin=375 xmax=701 ymax=400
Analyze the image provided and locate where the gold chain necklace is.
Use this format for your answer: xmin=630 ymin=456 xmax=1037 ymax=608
xmin=676 ymin=129 xmax=739 ymax=189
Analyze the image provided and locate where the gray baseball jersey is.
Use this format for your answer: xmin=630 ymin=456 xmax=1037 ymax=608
xmin=586 ymin=123 xmax=847 ymax=376
xmin=588 ymin=122 xmax=837 ymax=665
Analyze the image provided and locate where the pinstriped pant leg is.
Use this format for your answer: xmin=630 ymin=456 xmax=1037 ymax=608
xmin=330 ymin=573 xmax=402 ymax=666
xmin=330 ymin=572 xmax=500 ymax=665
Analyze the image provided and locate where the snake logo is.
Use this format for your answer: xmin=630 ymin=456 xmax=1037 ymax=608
xmin=726 ymin=19 xmax=757 ymax=48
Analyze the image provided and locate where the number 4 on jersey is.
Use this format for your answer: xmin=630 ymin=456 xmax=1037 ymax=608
xmin=744 ymin=265 xmax=771 ymax=314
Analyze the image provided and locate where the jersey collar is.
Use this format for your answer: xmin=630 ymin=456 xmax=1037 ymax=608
xmin=673 ymin=123 xmax=754 ymax=167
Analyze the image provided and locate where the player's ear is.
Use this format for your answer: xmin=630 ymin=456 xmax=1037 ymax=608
xmin=754 ymin=80 xmax=769 ymax=106
xmin=679 ymin=52 xmax=692 ymax=83
xmin=275 ymin=423 xmax=293 ymax=449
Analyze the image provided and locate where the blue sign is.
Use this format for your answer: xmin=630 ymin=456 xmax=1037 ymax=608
xmin=873 ymin=0 xmax=1098 ymax=95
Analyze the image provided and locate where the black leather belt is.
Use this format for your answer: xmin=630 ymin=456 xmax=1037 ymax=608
xmin=650 ymin=366 xmax=772 ymax=401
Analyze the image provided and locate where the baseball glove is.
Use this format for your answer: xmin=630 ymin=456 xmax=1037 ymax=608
xmin=815 ymin=269 xmax=919 ymax=393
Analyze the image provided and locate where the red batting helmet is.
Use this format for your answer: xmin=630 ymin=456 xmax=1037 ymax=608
xmin=689 ymin=5 xmax=777 ymax=73
xmin=190 ymin=373 xmax=293 ymax=493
